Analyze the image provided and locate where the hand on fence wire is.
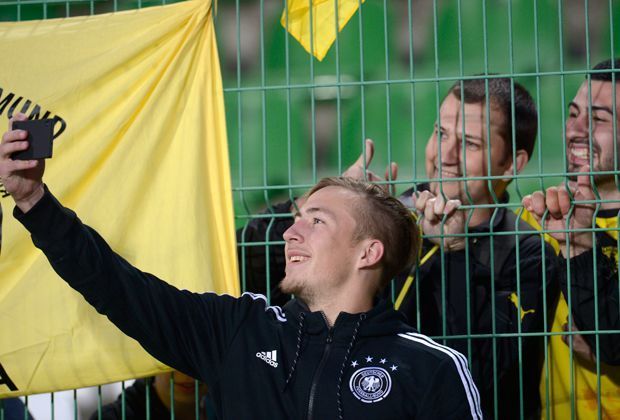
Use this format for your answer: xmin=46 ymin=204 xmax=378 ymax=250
xmin=522 ymin=166 xmax=595 ymax=258
xmin=342 ymin=138 xmax=398 ymax=195
xmin=0 ymin=112 xmax=45 ymax=213
xmin=412 ymin=190 xmax=465 ymax=251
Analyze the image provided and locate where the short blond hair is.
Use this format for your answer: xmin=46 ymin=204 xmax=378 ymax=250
xmin=307 ymin=177 xmax=420 ymax=288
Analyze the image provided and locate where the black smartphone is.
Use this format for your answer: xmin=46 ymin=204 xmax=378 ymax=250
xmin=11 ymin=119 xmax=54 ymax=160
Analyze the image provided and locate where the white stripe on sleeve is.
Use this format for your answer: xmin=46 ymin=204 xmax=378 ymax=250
xmin=398 ymin=332 xmax=482 ymax=419
xmin=241 ymin=292 xmax=287 ymax=322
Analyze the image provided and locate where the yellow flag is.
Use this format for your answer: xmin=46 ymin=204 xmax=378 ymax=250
xmin=281 ymin=0 xmax=365 ymax=61
xmin=0 ymin=0 xmax=238 ymax=397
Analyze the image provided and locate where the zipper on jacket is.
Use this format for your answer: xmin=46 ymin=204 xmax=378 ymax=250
xmin=306 ymin=325 xmax=334 ymax=420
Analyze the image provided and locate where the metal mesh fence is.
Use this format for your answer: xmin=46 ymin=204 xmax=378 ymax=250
xmin=1 ymin=0 xmax=619 ymax=419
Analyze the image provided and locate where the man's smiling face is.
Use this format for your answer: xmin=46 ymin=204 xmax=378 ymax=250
xmin=425 ymin=93 xmax=514 ymax=204
xmin=566 ymin=80 xmax=620 ymax=185
xmin=280 ymin=186 xmax=362 ymax=306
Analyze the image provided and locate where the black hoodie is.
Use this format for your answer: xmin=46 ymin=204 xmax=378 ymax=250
xmin=16 ymin=188 xmax=482 ymax=419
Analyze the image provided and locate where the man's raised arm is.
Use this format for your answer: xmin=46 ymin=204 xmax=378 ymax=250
xmin=0 ymin=113 xmax=260 ymax=384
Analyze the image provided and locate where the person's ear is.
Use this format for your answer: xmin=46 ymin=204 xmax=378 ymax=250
xmin=358 ymin=239 xmax=384 ymax=269
xmin=502 ymin=149 xmax=529 ymax=181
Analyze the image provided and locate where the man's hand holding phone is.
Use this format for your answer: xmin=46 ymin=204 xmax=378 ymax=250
xmin=0 ymin=113 xmax=46 ymax=213
xmin=11 ymin=118 xmax=54 ymax=160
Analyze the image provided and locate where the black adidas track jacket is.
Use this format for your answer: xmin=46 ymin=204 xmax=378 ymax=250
xmin=15 ymin=188 xmax=482 ymax=419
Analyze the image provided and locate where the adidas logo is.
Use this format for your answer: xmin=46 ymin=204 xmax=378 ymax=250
xmin=256 ymin=350 xmax=278 ymax=368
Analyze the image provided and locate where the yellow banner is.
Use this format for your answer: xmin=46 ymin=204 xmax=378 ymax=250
xmin=0 ymin=0 xmax=239 ymax=397
xmin=281 ymin=0 xmax=365 ymax=61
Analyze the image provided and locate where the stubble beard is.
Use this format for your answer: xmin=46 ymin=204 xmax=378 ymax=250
xmin=430 ymin=180 xmax=461 ymax=199
xmin=568 ymin=156 xmax=617 ymax=186
xmin=280 ymin=274 xmax=317 ymax=307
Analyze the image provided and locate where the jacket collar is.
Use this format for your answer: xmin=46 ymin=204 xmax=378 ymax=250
xmin=282 ymin=298 xmax=412 ymax=338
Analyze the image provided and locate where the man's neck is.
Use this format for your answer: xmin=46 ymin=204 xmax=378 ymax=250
xmin=466 ymin=206 xmax=497 ymax=228
xmin=306 ymin=289 xmax=374 ymax=327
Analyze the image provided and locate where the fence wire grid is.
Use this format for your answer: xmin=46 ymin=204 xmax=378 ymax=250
xmin=1 ymin=0 xmax=620 ymax=419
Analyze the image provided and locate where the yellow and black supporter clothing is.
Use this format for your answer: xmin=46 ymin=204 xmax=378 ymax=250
xmin=522 ymin=208 xmax=620 ymax=419
xmin=395 ymin=187 xmax=559 ymax=420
